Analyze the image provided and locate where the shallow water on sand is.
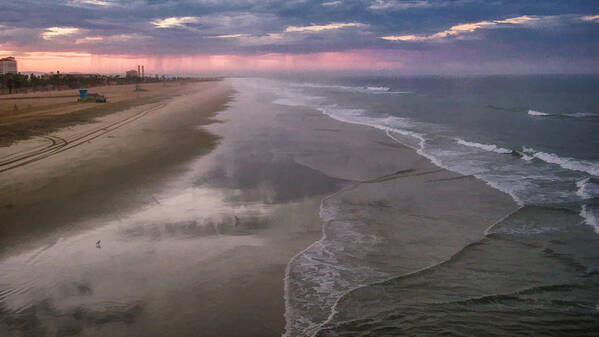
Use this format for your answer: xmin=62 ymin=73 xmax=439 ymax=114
xmin=0 ymin=82 xmax=344 ymax=336
xmin=248 ymin=77 xmax=599 ymax=336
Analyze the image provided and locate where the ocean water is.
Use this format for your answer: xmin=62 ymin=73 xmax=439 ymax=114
xmin=244 ymin=75 xmax=599 ymax=336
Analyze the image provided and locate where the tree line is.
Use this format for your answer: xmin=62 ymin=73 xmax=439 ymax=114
xmin=0 ymin=73 xmax=168 ymax=94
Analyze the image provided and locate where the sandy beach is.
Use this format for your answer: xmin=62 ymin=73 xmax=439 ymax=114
xmin=0 ymin=78 xmax=519 ymax=336
xmin=0 ymin=80 xmax=218 ymax=146
xmin=0 ymin=81 xmax=230 ymax=255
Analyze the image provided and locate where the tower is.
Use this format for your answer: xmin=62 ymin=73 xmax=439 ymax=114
xmin=138 ymin=65 xmax=141 ymax=78
xmin=142 ymin=65 xmax=144 ymax=79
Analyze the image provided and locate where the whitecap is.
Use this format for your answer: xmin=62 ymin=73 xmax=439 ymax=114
xmin=580 ymin=205 xmax=599 ymax=234
xmin=576 ymin=178 xmax=592 ymax=199
xmin=522 ymin=147 xmax=599 ymax=176
xmin=366 ymin=86 xmax=390 ymax=92
xmin=565 ymin=112 xmax=599 ymax=118
xmin=456 ymin=138 xmax=512 ymax=154
xmin=528 ymin=109 xmax=551 ymax=116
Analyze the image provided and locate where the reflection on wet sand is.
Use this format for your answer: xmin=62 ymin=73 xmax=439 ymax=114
xmin=0 ymin=79 xmax=344 ymax=336
xmin=1 ymin=78 xmax=532 ymax=337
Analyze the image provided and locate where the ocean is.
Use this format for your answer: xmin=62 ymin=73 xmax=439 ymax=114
xmin=1 ymin=76 xmax=597 ymax=336
xmin=246 ymin=75 xmax=599 ymax=336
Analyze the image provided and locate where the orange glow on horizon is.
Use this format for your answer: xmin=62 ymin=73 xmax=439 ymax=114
xmin=1 ymin=50 xmax=403 ymax=74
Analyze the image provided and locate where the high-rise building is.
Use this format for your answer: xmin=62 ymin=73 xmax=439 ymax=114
xmin=142 ymin=65 xmax=144 ymax=79
xmin=0 ymin=56 xmax=17 ymax=74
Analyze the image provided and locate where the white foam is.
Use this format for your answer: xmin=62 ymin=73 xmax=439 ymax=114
xmin=290 ymin=82 xmax=406 ymax=95
xmin=528 ymin=109 xmax=551 ymax=116
xmin=565 ymin=112 xmax=599 ymax=118
xmin=273 ymin=85 xmax=528 ymax=206
xmin=366 ymin=86 xmax=390 ymax=92
xmin=261 ymin=77 xmax=599 ymax=337
xmin=456 ymin=138 xmax=512 ymax=154
xmin=522 ymin=154 xmax=534 ymax=161
xmin=283 ymin=189 xmax=389 ymax=337
xmin=273 ymin=95 xmax=324 ymax=107
xmin=522 ymin=147 xmax=599 ymax=176
xmin=580 ymin=205 xmax=599 ymax=234
xmin=576 ymin=178 xmax=591 ymax=199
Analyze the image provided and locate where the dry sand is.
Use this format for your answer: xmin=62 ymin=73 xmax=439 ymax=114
xmin=0 ymin=80 xmax=218 ymax=146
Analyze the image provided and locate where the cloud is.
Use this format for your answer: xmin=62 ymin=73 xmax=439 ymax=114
xmin=151 ymin=17 xmax=201 ymax=29
xmin=212 ymin=34 xmax=249 ymax=39
xmin=75 ymin=36 xmax=104 ymax=44
xmin=41 ymin=27 xmax=80 ymax=40
xmin=209 ymin=33 xmax=286 ymax=46
xmin=73 ymin=33 xmax=148 ymax=45
xmin=381 ymin=15 xmax=539 ymax=41
xmin=0 ymin=0 xmax=596 ymax=74
xmin=580 ymin=15 xmax=599 ymax=22
xmin=369 ymin=0 xmax=431 ymax=10
xmin=69 ymin=0 xmax=114 ymax=6
xmin=285 ymin=22 xmax=363 ymax=33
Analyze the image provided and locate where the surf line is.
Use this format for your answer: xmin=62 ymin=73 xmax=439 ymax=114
xmin=308 ymin=205 xmax=523 ymax=337
xmin=283 ymin=181 xmax=358 ymax=337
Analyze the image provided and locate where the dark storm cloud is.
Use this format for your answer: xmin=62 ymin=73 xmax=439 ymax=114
xmin=0 ymin=0 xmax=597 ymax=73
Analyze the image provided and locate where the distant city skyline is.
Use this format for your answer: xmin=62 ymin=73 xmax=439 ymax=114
xmin=0 ymin=1 xmax=597 ymax=75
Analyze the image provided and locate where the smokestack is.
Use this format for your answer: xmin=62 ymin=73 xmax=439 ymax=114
xmin=138 ymin=65 xmax=140 ymax=78
xmin=142 ymin=65 xmax=144 ymax=79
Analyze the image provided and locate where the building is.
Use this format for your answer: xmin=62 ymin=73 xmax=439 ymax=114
xmin=0 ymin=56 xmax=17 ymax=74
xmin=126 ymin=70 xmax=138 ymax=78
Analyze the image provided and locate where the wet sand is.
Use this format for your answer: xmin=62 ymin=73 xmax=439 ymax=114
xmin=0 ymin=78 xmax=517 ymax=336
xmin=0 ymin=81 xmax=230 ymax=255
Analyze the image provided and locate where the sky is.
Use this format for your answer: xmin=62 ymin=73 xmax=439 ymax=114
xmin=0 ymin=0 xmax=597 ymax=75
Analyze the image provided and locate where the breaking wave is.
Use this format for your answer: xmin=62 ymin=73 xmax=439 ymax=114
xmin=565 ymin=112 xmax=599 ymax=118
xmin=522 ymin=147 xmax=599 ymax=177
xmin=580 ymin=205 xmax=599 ymax=233
xmin=456 ymin=139 xmax=512 ymax=154
xmin=289 ymin=82 xmax=409 ymax=95
xmin=528 ymin=109 xmax=551 ymax=116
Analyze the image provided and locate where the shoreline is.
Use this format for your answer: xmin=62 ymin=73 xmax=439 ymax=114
xmin=259 ymin=81 xmax=520 ymax=336
xmin=1 ymin=78 xmax=520 ymax=337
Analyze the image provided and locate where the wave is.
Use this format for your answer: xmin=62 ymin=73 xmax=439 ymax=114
xmin=576 ymin=178 xmax=591 ymax=199
xmin=289 ymin=82 xmax=409 ymax=95
xmin=284 ymin=188 xmax=391 ymax=337
xmin=522 ymin=147 xmax=599 ymax=177
xmin=366 ymin=86 xmax=389 ymax=92
xmin=271 ymin=80 xmax=598 ymax=207
xmin=580 ymin=205 xmax=599 ymax=234
xmin=273 ymin=96 xmax=323 ymax=107
xmin=456 ymin=138 xmax=512 ymax=154
xmin=528 ymin=109 xmax=551 ymax=116
xmin=314 ymin=106 xmax=446 ymax=170
xmin=263 ymin=78 xmax=599 ymax=337
xmin=281 ymin=98 xmax=529 ymax=205
xmin=564 ymin=112 xmax=599 ymax=118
